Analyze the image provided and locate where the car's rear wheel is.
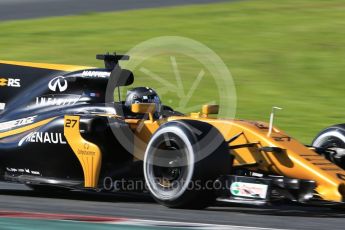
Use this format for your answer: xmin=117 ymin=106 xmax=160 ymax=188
xmin=144 ymin=120 xmax=232 ymax=209
xmin=312 ymin=124 xmax=345 ymax=169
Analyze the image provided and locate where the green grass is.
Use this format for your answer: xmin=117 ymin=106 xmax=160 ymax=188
xmin=1 ymin=0 xmax=345 ymax=143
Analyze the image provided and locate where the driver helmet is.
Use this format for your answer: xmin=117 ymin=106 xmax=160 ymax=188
xmin=125 ymin=87 xmax=162 ymax=113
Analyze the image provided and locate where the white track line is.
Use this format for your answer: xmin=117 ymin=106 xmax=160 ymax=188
xmin=106 ymin=218 xmax=290 ymax=230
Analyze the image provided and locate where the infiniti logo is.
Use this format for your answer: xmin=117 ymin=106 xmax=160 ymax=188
xmin=48 ymin=76 xmax=68 ymax=92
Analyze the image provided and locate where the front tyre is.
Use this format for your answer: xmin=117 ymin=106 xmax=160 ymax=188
xmin=144 ymin=120 xmax=232 ymax=209
xmin=312 ymin=124 xmax=345 ymax=169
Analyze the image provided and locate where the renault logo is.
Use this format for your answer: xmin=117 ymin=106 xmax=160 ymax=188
xmin=48 ymin=76 xmax=68 ymax=92
xmin=0 ymin=78 xmax=7 ymax=87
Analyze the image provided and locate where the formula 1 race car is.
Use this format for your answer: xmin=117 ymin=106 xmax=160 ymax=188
xmin=1 ymin=54 xmax=345 ymax=209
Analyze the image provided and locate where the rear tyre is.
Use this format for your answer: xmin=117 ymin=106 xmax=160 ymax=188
xmin=312 ymin=124 xmax=345 ymax=169
xmin=144 ymin=120 xmax=232 ymax=209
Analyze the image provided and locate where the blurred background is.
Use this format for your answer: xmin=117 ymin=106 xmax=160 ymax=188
xmin=1 ymin=0 xmax=344 ymax=143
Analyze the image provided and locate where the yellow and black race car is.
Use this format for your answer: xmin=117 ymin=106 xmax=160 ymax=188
xmin=1 ymin=54 xmax=345 ymax=209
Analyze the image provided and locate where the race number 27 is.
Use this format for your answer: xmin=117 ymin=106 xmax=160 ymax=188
xmin=65 ymin=119 xmax=77 ymax=128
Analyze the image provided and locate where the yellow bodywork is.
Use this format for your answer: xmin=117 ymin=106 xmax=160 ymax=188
xmin=123 ymin=112 xmax=345 ymax=203
xmin=65 ymin=109 xmax=345 ymax=202
xmin=167 ymin=115 xmax=345 ymax=202
xmin=0 ymin=60 xmax=92 ymax=71
xmin=64 ymin=116 xmax=102 ymax=188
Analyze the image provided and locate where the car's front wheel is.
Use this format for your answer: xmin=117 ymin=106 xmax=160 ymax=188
xmin=144 ymin=120 xmax=232 ymax=209
xmin=312 ymin=124 xmax=345 ymax=169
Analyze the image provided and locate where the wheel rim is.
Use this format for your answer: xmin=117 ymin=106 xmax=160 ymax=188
xmin=144 ymin=129 xmax=195 ymax=201
xmin=152 ymin=140 xmax=188 ymax=189
xmin=313 ymin=131 xmax=345 ymax=149
xmin=313 ymin=131 xmax=345 ymax=167
xmin=319 ymin=136 xmax=345 ymax=149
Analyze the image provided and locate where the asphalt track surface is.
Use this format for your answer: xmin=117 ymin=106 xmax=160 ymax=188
xmin=0 ymin=182 xmax=345 ymax=229
xmin=0 ymin=0 xmax=231 ymax=21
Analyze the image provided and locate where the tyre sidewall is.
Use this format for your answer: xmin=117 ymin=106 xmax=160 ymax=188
xmin=144 ymin=120 xmax=231 ymax=208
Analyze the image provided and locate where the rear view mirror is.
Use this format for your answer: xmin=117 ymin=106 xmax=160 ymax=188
xmin=202 ymin=104 xmax=219 ymax=116
xmin=111 ymin=69 xmax=134 ymax=87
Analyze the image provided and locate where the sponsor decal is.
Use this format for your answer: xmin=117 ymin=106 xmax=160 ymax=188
xmin=89 ymin=92 xmax=101 ymax=97
xmin=77 ymin=142 xmax=95 ymax=156
xmin=0 ymin=78 xmax=21 ymax=88
xmin=31 ymin=170 xmax=41 ymax=175
xmin=82 ymin=71 xmax=110 ymax=78
xmin=0 ymin=102 xmax=5 ymax=110
xmin=6 ymin=167 xmax=17 ymax=173
xmin=18 ymin=132 xmax=67 ymax=146
xmin=48 ymin=76 xmax=68 ymax=92
xmin=6 ymin=167 xmax=41 ymax=175
xmin=0 ymin=116 xmax=37 ymax=131
xmin=230 ymin=182 xmax=268 ymax=199
xmin=36 ymin=97 xmax=79 ymax=106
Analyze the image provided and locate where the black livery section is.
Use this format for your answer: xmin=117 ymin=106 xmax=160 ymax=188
xmin=0 ymin=54 xmax=221 ymax=209
xmin=0 ymin=63 xmax=64 ymax=113
xmin=0 ymin=54 xmax=138 ymax=189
